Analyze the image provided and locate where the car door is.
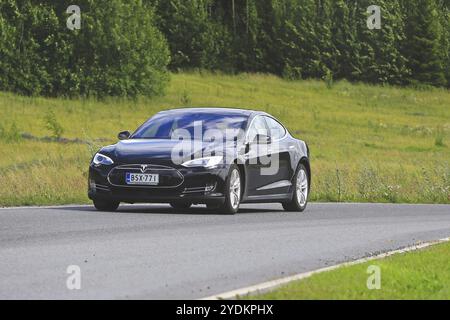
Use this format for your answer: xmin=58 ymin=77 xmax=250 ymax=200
xmin=261 ymin=116 xmax=293 ymax=195
xmin=244 ymin=115 xmax=279 ymax=196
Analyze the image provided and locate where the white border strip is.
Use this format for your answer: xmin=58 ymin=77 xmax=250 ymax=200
xmin=201 ymin=237 xmax=450 ymax=300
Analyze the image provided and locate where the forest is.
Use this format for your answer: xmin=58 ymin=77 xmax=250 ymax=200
xmin=0 ymin=0 xmax=449 ymax=97
xmin=151 ymin=0 xmax=450 ymax=86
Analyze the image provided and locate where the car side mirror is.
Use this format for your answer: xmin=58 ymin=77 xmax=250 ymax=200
xmin=118 ymin=131 xmax=131 ymax=140
xmin=252 ymin=134 xmax=272 ymax=145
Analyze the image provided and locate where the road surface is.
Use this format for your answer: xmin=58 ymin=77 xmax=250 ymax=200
xmin=0 ymin=203 xmax=449 ymax=299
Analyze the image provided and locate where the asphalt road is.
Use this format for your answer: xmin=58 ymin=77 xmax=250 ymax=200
xmin=0 ymin=203 xmax=449 ymax=299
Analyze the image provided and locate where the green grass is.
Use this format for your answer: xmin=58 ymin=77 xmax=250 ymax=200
xmin=247 ymin=241 xmax=450 ymax=300
xmin=0 ymin=71 xmax=449 ymax=206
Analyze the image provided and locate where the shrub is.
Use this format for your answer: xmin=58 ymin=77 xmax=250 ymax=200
xmin=0 ymin=0 xmax=170 ymax=98
xmin=324 ymin=69 xmax=334 ymax=89
xmin=44 ymin=109 xmax=64 ymax=139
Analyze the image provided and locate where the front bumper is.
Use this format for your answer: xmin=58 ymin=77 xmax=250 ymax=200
xmin=88 ymin=163 xmax=228 ymax=205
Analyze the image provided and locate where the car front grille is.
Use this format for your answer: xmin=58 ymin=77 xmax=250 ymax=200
xmin=107 ymin=164 xmax=184 ymax=188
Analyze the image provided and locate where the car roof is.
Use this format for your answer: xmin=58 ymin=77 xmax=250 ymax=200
xmin=158 ymin=107 xmax=261 ymax=117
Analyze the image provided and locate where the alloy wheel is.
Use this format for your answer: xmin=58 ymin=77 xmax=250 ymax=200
xmin=296 ymin=169 xmax=308 ymax=206
xmin=229 ymin=169 xmax=241 ymax=210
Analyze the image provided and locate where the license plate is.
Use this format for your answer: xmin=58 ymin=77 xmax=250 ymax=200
xmin=126 ymin=173 xmax=159 ymax=185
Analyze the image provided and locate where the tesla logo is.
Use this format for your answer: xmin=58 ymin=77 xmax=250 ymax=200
xmin=140 ymin=165 xmax=148 ymax=173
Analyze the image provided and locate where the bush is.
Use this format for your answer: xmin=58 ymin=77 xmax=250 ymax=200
xmin=150 ymin=0 xmax=231 ymax=71
xmin=44 ymin=109 xmax=64 ymax=139
xmin=0 ymin=0 xmax=170 ymax=98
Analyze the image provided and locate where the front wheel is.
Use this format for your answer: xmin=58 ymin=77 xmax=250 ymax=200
xmin=282 ymin=164 xmax=309 ymax=212
xmin=93 ymin=199 xmax=120 ymax=212
xmin=212 ymin=165 xmax=242 ymax=215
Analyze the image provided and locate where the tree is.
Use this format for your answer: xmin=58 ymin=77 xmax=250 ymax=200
xmin=281 ymin=0 xmax=334 ymax=80
xmin=151 ymin=0 xmax=232 ymax=71
xmin=0 ymin=0 xmax=170 ymax=97
xmin=356 ymin=0 xmax=409 ymax=85
xmin=437 ymin=0 xmax=450 ymax=86
xmin=329 ymin=0 xmax=362 ymax=81
xmin=401 ymin=0 xmax=446 ymax=86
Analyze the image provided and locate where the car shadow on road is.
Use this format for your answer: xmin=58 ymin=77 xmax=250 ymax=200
xmin=52 ymin=204 xmax=284 ymax=215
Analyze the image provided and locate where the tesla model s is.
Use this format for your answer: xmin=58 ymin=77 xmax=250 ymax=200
xmin=88 ymin=108 xmax=310 ymax=214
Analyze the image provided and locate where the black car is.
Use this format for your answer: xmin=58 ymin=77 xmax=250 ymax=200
xmin=88 ymin=108 xmax=310 ymax=214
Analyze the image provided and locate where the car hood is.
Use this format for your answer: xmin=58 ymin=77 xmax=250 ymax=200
xmin=102 ymin=139 xmax=236 ymax=165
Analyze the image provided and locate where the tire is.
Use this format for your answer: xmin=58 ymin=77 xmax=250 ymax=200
xmin=214 ymin=164 xmax=242 ymax=215
xmin=93 ymin=199 xmax=120 ymax=212
xmin=170 ymin=201 xmax=192 ymax=210
xmin=282 ymin=163 xmax=309 ymax=212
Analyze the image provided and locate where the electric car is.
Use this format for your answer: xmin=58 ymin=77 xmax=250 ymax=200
xmin=88 ymin=108 xmax=310 ymax=214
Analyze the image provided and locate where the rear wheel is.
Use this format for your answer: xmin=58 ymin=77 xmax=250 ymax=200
xmin=211 ymin=165 xmax=241 ymax=215
xmin=93 ymin=199 xmax=120 ymax=212
xmin=170 ymin=202 xmax=192 ymax=210
xmin=282 ymin=163 xmax=309 ymax=212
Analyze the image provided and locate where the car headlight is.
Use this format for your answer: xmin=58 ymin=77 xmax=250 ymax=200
xmin=181 ymin=156 xmax=223 ymax=168
xmin=92 ymin=153 xmax=114 ymax=166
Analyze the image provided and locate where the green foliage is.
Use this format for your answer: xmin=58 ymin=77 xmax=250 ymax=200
xmin=324 ymin=69 xmax=334 ymax=89
xmin=1 ymin=0 xmax=449 ymax=95
xmin=356 ymin=0 xmax=410 ymax=84
xmin=43 ymin=109 xmax=64 ymax=139
xmin=438 ymin=0 xmax=450 ymax=87
xmin=0 ymin=122 xmax=22 ymax=143
xmin=0 ymin=0 xmax=170 ymax=97
xmin=151 ymin=0 xmax=449 ymax=87
xmin=281 ymin=0 xmax=334 ymax=80
xmin=402 ymin=0 xmax=447 ymax=86
xmin=148 ymin=0 xmax=230 ymax=71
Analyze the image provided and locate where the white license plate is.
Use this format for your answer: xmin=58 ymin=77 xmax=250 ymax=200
xmin=126 ymin=173 xmax=159 ymax=185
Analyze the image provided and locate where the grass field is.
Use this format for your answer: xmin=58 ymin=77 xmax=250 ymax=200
xmin=0 ymin=72 xmax=449 ymax=206
xmin=247 ymin=241 xmax=450 ymax=300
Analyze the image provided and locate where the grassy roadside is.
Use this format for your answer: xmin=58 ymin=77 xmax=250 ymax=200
xmin=0 ymin=72 xmax=449 ymax=206
xmin=246 ymin=241 xmax=450 ymax=300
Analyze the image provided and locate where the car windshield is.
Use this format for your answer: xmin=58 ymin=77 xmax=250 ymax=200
xmin=132 ymin=111 xmax=249 ymax=140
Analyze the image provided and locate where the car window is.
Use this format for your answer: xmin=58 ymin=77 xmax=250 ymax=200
xmin=264 ymin=116 xmax=286 ymax=140
xmin=247 ymin=116 xmax=269 ymax=143
xmin=132 ymin=112 xmax=248 ymax=140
